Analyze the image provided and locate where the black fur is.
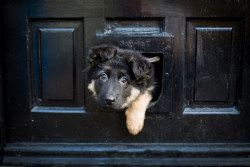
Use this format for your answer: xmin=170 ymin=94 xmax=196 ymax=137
xmin=87 ymin=45 xmax=154 ymax=110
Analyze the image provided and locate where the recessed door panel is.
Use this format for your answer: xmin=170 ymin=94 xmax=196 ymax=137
xmin=185 ymin=19 xmax=242 ymax=114
xmin=30 ymin=20 xmax=84 ymax=108
xmin=40 ymin=28 xmax=74 ymax=100
xmin=195 ymin=27 xmax=232 ymax=102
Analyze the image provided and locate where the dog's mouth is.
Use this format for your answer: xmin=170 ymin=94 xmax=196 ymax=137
xmin=101 ymin=104 xmax=124 ymax=112
xmin=99 ymin=101 xmax=123 ymax=110
xmin=103 ymin=104 xmax=120 ymax=110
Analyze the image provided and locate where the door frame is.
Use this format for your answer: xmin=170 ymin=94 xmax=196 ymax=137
xmin=2 ymin=142 xmax=250 ymax=166
xmin=0 ymin=33 xmax=5 ymax=165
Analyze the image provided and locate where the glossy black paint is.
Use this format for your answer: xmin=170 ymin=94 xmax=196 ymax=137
xmin=30 ymin=20 xmax=84 ymax=107
xmin=3 ymin=143 xmax=250 ymax=166
xmin=1 ymin=0 xmax=250 ymax=166
xmin=0 ymin=20 xmax=4 ymax=163
xmin=1 ymin=0 xmax=31 ymax=142
xmin=186 ymin=19 xmax=242 ymax=109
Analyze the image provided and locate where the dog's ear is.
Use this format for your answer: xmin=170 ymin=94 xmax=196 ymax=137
xmin=88 ymin=45 xmax=117 ymax=65
xmin=127 ymin=55 xmax=152 ymax=80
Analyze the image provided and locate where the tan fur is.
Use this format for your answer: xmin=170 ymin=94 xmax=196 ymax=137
xmin=87 ymin=80 xmax=97 ymax=98
xmin=147 ymin=86 xmax=154 ymax=92
xmin=103 ymin=65 xmax=112 ymax=71
xmin=125 ymin=89 xmax=152 ymax=135
xmin=122 ymin=87 xmax=140 ymax=109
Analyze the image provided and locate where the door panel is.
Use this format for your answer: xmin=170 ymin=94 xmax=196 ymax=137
xmin=30 ymin=20 xmax=84 ymax=107
xmin=39 ymin=28 xmax=75 ymax=100
xmin=195 ymin=28 xmax=233 ymax=102
xmin=185 ymin=19 xmax=242 ymax=114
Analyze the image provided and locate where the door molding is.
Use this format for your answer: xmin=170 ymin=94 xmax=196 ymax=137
xmin=3 ymin=142 xmax=250 ymax=166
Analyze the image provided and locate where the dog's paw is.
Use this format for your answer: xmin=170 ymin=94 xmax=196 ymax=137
xmin=125 ymin=109 xmax=145 ymax=135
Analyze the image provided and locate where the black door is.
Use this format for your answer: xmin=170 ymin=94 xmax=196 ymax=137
xmin=0 ymin=33 xmax=4 ymax=163
xmin=1 ymin=0 xmax=250 ymax=166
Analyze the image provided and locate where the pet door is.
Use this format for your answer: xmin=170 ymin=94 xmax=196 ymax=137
xmin=94 ymin=18 xmax=174 ymax=112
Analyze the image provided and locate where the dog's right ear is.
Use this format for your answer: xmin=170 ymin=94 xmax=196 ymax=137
xmin=126 ymin=55 xmax=152 ymax=81
xmin=88 ymin=45 xmax=117 ymax=66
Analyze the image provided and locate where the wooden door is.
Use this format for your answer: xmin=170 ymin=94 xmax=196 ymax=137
xmin=1 ymin=0 xmax=250 ymax=166
xmin=0 ymin=34 xmax=4 ymax=164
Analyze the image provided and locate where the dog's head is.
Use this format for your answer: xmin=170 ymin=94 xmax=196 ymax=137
xmin=87 ymin=45 xmax=155 ymax=110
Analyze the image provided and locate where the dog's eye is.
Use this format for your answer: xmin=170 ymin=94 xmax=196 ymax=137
xmin=120 ymin=76 xmax=127 ymax=84
xmin=99 ymin=73 xmax=108 ymax=81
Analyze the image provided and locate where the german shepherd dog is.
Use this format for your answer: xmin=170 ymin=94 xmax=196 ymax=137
xmin=87 ymin=45 xmax=158 ymax=135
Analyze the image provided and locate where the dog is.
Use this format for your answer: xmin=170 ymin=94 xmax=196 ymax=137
xmin=86 ymin=45 xmax=158 ymax=135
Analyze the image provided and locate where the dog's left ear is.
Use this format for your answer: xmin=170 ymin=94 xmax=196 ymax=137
xmin=88 ymin=45 xmax=117 ymax=65
xmin=127 ymin=55 xmax=153 ymax=80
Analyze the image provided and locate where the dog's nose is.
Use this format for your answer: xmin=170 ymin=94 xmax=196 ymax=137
xmin=105 ymin=95 xmax=116 ymax=105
